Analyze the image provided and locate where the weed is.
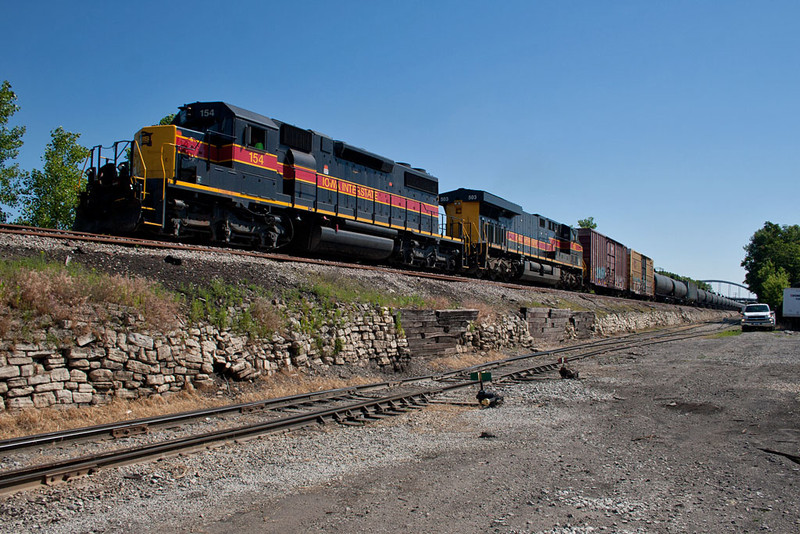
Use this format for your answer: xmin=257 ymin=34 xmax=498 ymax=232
xmin=179 ymin=279 xmax=281 ymax=337
xmin=712 ymin=329 xmax=742 ymax=338
xmin=394 ymin=311 xmax=405 ymax=337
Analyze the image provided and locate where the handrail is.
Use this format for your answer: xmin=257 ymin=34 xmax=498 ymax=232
xmin=158 ymin=142 xmax=179 ymax=229
xmin=131 ymin=139 xmax=148 ymax=204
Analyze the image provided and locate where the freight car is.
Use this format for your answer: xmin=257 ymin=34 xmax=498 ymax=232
xmin=577 ymin=228 xmax=628 ymax=293
xmin=628 ymin=249 xmax=654 ymax=298
xmin=74 ymin=100 xmax=740 ymax=310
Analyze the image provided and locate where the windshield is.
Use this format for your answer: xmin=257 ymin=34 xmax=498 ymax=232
xmin=744 ymin=304 xmax=769 ymax=313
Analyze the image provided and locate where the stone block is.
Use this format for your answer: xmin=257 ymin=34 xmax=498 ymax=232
xmin=50 ymin=368 xmax=71 ymax=382
xmin=34 ymin=382 xmax=64 ymax=393
xmin=113 ymin=370 xmax=135 ymax=381
xmin=89 ymin=369 xmax=113 ymax=382
xmin=70 ymin=369 xmax=88 ymax=382
xmin=71 ymin=359 xmax=91 ymax=370
xmin=101 ymin=359 xmax=125 ymax=371
xmin=106 ymin=348 xmax=128 ymax=363
xmin=73 ymin=392 xmax=93 ymax=403
xmin=76 ymin=333 xmax=97 ymax=347
xmin=55 ymin=389 xmax=73 ymax=404
xmin=0 ymin=365 xmax=20 ymax=379
xmin=146 ymin=375 xmax=165 ymax=386
xmin=126 ymin=360 xmax=152 ymax=374
xmin=8 ymin=397 xmax=34 ymax=409
xmin=7 ymin=386 xmax=34 ymax=398
xmin=128 ymin=333 xmax=154 ymax=350
xmin=44 ymin=356 xmax=67 ymax=370
xmin=140 ymin=349 xmax=157 ymax=364
xmin=33 ymin=392 xmax=56 ymax=407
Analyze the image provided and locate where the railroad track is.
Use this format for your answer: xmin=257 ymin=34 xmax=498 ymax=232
xmin=0 ymin=322 xmax=728 ymax=495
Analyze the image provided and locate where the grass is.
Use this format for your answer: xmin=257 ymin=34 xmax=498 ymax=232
xmin=426 ymin=350 xmax=506 ymax=371
xmin=302 ymin=272 xmax=429 ymax=309
xmin=712 ymin=329 xmax=743 ymax=338
xmin=0 ymin=372 xmax=376 ymax=441
xmin=180 ymin=279 xmax=281 ymax=338
xmin=0 ymin=256 xmax=180 ymax=330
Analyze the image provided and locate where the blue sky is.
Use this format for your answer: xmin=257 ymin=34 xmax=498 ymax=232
xmin=3 ymin=1 xmax=798 ymax=292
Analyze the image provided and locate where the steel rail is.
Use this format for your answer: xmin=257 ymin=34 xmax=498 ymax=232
xmin=0 ymin=322 xmax=727 ymax=495
xmin=0 ymin=390 xmax=435 ymax=494
xmin=0 ymin=323 xmax=710 ymax=454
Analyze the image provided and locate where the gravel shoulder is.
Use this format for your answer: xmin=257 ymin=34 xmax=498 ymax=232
xmin=2 ymin=328 xmax=798 ymax=533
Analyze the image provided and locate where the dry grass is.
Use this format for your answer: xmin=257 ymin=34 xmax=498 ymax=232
xmin=0 ymin=371 xmax=376 ymax=441
xmin=0 ymin=259 xmax=180 ymax=329
xmin=424 ymin=294 xmax=456 ymax=310
xmin=461 ymin=299 xmax=498 ymax=321
xmin=247 ymin=297 xmax=283 ymax=336
xmin=426 ymin=350 xmax=505 ymax=371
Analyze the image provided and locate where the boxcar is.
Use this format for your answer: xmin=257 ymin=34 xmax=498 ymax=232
xmin=578 ymin=228 xmax=628 ymax=292
xmin=627 ymin=249 xmax=654 ymax=298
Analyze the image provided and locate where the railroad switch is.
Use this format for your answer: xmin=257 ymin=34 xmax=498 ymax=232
xmin=471 ymin=371 xmax=504 ymax=408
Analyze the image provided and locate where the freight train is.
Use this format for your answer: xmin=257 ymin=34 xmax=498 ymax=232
xmin=74 ymin=101 xmax=740 ymax=310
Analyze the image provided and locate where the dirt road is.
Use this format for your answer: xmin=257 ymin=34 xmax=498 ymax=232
xmin=200 ymin=329 xmax=800 ymax=533
xmin=2 ymin=327 xmax=798 ymax=533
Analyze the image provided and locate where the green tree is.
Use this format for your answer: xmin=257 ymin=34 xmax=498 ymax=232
xmin=16 ymin=127 xmax=89 ymax=229
xmin=757 ymin=260 xmax=790 ymax=310
xmin=159 ymin=113 xmax=175 ymax=125
xmin=0 ymin=80 xmax=26 ymax=222
xmin=577 ymin=216 xmax=597 ymax=229
xmin=742 ymin=222 xmax=800 ymax=299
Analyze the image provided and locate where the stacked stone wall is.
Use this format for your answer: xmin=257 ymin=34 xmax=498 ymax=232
xmin=401 ymin=309 xmax=479 ymax=357
xmin=522 ymin=308 xmax=596 ymax=342
xmin=0 ymin=304 xmax=410 ymax=411
xmin=0 ymin=301 xmax=736 ymax=411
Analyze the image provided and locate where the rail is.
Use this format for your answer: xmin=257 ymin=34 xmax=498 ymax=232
xmin=0 ymin=322 xmax=730 ymax=495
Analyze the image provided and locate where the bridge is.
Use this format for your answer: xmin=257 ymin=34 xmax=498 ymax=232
xmin=700 ymin=280 xmax=758 ymax=304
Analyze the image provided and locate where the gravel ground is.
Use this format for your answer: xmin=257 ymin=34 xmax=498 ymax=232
xmin=0 ymin=232 xmax=675 ymax=315
xmin=1 ymin=328 xmax=798 ymax=533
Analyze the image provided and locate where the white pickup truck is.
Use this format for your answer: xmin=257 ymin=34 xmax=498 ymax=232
xmin=741 ymin=303 xmax=776 ymax=331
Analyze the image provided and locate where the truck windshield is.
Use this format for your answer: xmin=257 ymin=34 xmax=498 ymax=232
xmin=745 ymin=304 xmax=769 ymax=313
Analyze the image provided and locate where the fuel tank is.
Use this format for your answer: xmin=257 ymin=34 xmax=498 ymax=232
xmin=307 ymin=225 xmax=394 ymax=261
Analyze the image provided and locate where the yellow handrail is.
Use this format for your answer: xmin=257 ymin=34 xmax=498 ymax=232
xmin=131 ymin=139 xmax=147 ymax=202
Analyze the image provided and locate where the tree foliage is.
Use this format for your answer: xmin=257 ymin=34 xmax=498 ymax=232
xmin=577 ymin=216 xmax=597 ymax=229
xmin=0 ymin=80 xmax=26 ymax=222
xmin=742 ymin=222 xmax=800 ymax=302
xmin=16 ymin=127 xmax=89 ymax=229
xmin=159 ymin=113 xmax=175 ymax=125
xmin=756 ymin=260 xmax=790 ymax=310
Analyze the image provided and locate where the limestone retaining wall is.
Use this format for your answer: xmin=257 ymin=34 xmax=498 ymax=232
xmin=0 ymin=303 xmax=733 ymax=410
